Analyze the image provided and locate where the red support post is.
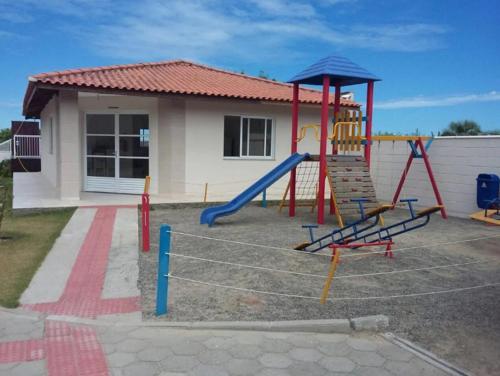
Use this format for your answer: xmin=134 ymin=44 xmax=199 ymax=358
xmin=289 ymin=83 xmax=299 ymax=217
xmin=365 ymin=81 xmax=374 ymax=167
xmin=392 ymin=152 xmax=414 ymax=206
xmin=332 ymin=84 xmax=341 ymax=155
xmin=392 ymin=138 xmax=447 ymax=219
xmin=317 ymin=75 xmax=330 ymax=224
xmin=330 ymin=84 xmax=341 ymax=215
xmin=417 ymin=139 xmax=448 ymax=218
xmin=141 ymin=193 xmax=150 ymax=252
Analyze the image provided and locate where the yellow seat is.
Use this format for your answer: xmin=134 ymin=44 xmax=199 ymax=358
xmin=365 ymin=204 xmax=394 ymax=218
xmin=416 ymin=205 xmax=443 ymax=218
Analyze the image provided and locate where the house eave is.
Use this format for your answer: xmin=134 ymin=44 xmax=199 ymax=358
xmin=23 ymin=82 xmax=361 ymax=118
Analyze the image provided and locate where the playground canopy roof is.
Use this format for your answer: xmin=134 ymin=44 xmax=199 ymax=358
xmin=289 ymin=55 xmax=381 ymax=86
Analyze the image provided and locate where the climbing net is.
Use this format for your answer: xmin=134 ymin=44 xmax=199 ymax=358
xmin=279 ymin=160 xmax=332 ymax=212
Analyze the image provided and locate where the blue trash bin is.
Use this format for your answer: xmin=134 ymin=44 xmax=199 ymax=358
xmin=476 ymin=174 xmax=500 ymax=209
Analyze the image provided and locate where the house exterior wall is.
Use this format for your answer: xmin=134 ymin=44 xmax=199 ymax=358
xmin=370 ymin=136 xmax=500 ymax=218
xmin=158 ymin=97 xmax=186 ymax=195
xmin=37 ymin=90 xmax=344 ymax=201
xmin=182 ymin=97 xmax=327 ymax=199
xmin=58 ymin=90 xmax=81 ymax=199
xmin=39 ymin=96 xmax=59 ymax=189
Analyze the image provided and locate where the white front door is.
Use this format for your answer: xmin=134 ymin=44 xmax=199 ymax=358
xmin=85 ymin=113 xmax=149 ymax=194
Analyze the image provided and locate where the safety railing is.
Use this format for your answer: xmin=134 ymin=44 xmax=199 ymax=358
xmin=13 ymin=135 xmax=40 ymax=158
xmin=330 ymin=121 xmax=363 ymax=152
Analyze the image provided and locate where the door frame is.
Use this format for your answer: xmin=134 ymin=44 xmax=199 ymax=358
xmin=83 ymin=110 xmax=150 ymax=194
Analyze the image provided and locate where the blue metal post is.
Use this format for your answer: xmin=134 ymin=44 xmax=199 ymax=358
xmin=156 ymin=224 xmax=171 ymax=316
xmin=261 ymin=189 xmax=267 ymax=208
xmin=424 ymin=135 xmax=434 ymax=151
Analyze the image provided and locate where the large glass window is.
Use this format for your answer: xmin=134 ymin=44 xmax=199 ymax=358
xmin=119 ymin=158 xmax=149 ymax=178
xmin=86 ymin=113 xmax=149 ymax=181
xmin=223 ymin=116 xmax=273 ymax=158
xmin=87 ymin=114 xmax=114 ymax=134
xmin=87 ymin=157 xmax=115 ymax=177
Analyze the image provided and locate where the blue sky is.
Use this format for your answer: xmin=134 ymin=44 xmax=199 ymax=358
xmin=0 ymin=0 xmax=499 ymax=134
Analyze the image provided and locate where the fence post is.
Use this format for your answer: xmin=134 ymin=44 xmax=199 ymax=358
xmin=156 ymin=224 xmax=171 ymax=316
xmin=203 ymin=183 xmax=208 ymax=203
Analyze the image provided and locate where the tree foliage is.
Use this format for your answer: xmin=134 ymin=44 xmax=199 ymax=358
xmin=0 ymin=128 xmax=11 ymax=143
xmin=440 ymin=120 xmax=481 ymax=136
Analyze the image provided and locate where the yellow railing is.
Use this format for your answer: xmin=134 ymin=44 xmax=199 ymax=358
xmin=330 ymin=121 xmax=363 ymax=152
xmin=296 ymin=108 xmax=431 ymax=147
xmin=296 ymin=124 xmax=321 ymax=142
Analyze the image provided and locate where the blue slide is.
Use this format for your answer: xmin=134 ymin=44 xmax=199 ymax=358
xmin=200 ymin=152 xmax=309 ymax=226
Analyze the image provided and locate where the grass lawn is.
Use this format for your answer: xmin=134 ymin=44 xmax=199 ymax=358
xmin=0 ymin=177 xmax=75 ymax=308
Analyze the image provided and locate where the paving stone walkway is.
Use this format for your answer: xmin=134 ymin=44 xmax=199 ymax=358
xmin=0 ymin=309 xmax=455 ymax=376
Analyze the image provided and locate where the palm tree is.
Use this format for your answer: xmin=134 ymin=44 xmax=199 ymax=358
xmin=440 ymin=120 xmax=481 ymax=136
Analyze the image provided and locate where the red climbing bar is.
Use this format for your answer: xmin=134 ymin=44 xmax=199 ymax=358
xmin=365 ymin=81 xmax=374 ymax=167
xmin=289 ymin=83 xmax=299 ymax=217
xmin=392 ymin=152 xmax=414 ymax=206
xmin=318 ymin=75 xmax=330 ymax=224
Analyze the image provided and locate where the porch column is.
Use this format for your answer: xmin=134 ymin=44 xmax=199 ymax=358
xmin=364 ymin=81 xmax=374 ymax=167
xmin=289 ymin=83 xmax=299 ymax=217
xmin=58 ymin=90 xmax=81 ymax=200
xmin=317 ymin=75 xmax=330 ymax=224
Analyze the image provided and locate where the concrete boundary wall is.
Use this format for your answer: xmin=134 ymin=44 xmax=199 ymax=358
xmin=370 ymin=136 xmax=500 ymax=218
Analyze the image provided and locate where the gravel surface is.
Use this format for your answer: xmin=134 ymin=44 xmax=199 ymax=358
xmin=139 ymin=203 xmax=500 ymax=375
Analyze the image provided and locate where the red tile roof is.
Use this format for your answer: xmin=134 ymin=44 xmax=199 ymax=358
xmin=24 ymin=60 xmax=358 ymax=117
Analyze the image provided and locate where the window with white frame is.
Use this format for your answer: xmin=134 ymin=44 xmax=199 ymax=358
xmin=224 ymin=115 xmax=273 ymax=158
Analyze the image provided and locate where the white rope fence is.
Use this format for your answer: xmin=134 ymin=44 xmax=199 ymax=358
xmin=169 ymin=230 xmax=500 ymax=260
xmin=169 ymin=275 xmax=500 ymax=302
xmin=161 ymin=231 xmax=500 ymax=303
xmin=169 ymin=253 xmax=486 ymax=280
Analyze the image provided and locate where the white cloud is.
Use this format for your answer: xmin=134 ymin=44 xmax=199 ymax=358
xmin=320 ymin=0 xmax=357 ymax=4
xmin=375 ymin=91 xmax=500 ymax=109
xmin=249 ymin=0 xmax=317 ymax=17
xmin=0 ymin=0 xmax=450 ymax=61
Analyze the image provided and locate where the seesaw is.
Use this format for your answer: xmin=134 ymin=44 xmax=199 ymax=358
xmin=295 ymin=198 xmax=443 ymax=303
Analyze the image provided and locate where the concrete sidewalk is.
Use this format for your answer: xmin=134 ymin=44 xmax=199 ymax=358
xmin=20 ymin=206 xmax=140 ymax=319
xmin=0 ymin=308 xmax=458 ymax=376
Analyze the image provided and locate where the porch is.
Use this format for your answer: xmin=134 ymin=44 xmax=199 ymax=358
xmin=12 ymin=172 xmax=240 ymax=209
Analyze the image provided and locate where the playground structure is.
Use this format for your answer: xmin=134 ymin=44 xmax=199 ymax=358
xmin=197 ymin=54 xmax=449 ymax=301
xmin=200 ymin=55 xmax=446 ymax=227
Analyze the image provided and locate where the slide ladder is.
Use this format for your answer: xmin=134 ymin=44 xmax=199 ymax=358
xmin=323 ymin=155 xmax=380 ymax=227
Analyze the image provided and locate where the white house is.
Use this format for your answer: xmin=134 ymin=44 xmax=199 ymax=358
xmin=20 ymin=60 xmax=359 ymax=204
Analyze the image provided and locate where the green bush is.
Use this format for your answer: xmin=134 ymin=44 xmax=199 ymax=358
xmin=0 ymin=160 xmax=11 ymax=178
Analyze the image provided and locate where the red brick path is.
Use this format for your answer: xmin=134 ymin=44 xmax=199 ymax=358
xmin=0 ymin=321 xmax=109 ymax=376
xmin=0 ymin=206 xmax=143 ymax=375
xmin=23 ymin=206 xmax=140 ymax=318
